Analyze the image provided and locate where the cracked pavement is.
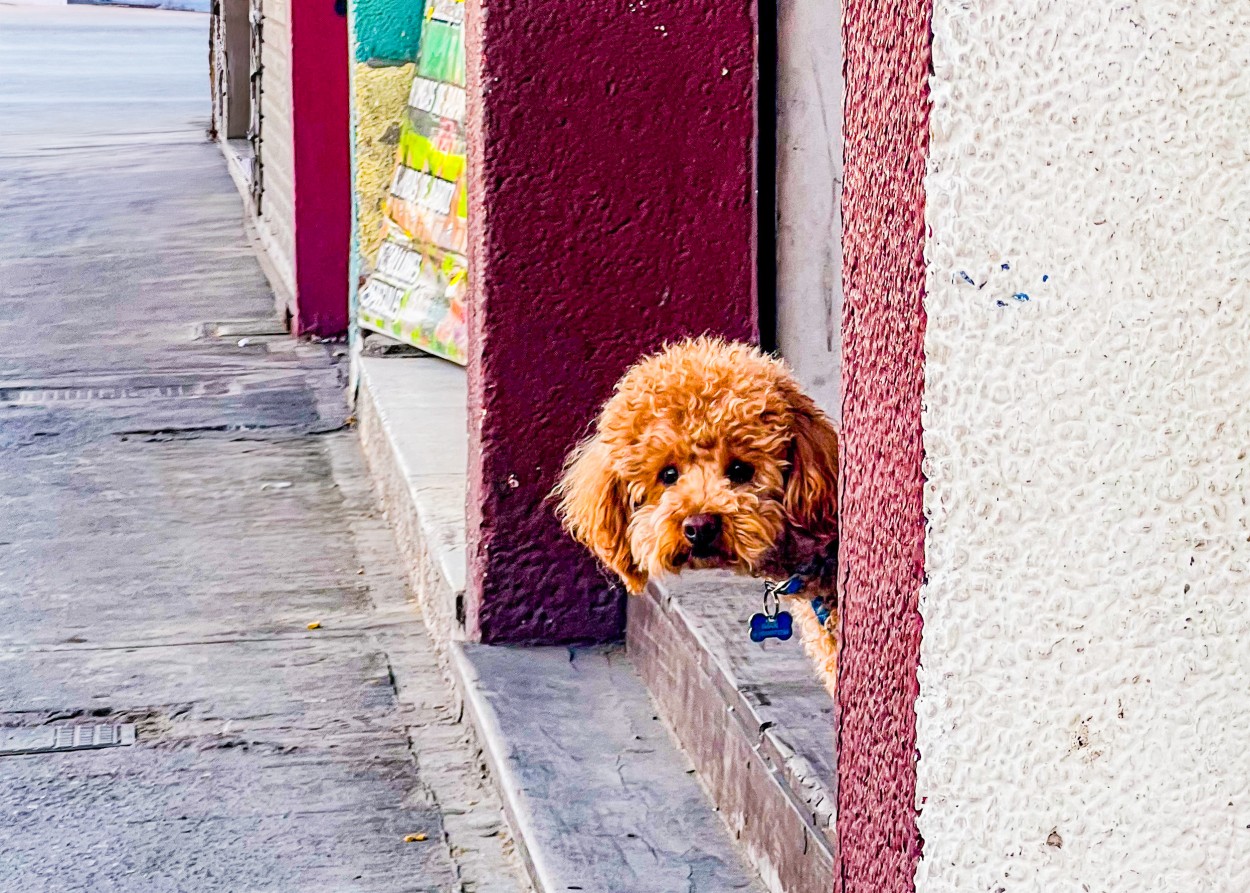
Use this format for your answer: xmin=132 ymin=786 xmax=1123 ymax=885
xmin=0 ymin=5 xmax=523 ymax=891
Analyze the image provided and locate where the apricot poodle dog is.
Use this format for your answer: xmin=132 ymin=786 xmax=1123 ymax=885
xmin=556 ymin=337 xmax=841 ymax=695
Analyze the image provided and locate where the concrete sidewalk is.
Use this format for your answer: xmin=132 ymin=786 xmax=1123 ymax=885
xmin=0 ymin=5 xmax=522 ymax=890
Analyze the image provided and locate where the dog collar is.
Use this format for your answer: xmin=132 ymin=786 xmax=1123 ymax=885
xmin=769 ymin=573 xmax=836 ymax=624
xmin=749 ymin=543 xmax=838 ymax=642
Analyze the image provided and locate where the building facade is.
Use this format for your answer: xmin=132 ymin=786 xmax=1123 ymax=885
xmin=213 ymin=0 xmax=1250 ymax=888
xmin=456 ymin=0 xmax=1250 ymax=886
xmin=209 ymin=0 xmax=350 ymax=337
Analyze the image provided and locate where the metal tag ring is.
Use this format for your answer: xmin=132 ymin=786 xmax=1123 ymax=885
xmin=762 ymin=582 xmax=780 ymax=620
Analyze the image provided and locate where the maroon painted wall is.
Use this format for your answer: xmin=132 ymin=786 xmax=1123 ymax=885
xmin=464 ymin=0 xmax=758 ymax=643
xmin=290 ymin=3 xmax=351 ymax=338
xmin=836 ymin=1 xmax=931 ymax=891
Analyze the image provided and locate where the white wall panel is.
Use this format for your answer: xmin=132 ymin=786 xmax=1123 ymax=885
xmin=918 ymin=4 xmax=1250 ymax=890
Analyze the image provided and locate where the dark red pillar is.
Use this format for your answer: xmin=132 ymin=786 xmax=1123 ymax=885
xmin=464 ymin=0 xmax=758 ymax=643
xmin=289 ymin=2 xmax=351 ymax=338
xmin=836 ymin=1 xmax=931 ymax=891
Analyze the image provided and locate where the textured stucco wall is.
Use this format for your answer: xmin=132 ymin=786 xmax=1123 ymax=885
xmin=917 ymin=3 xmax=1250 ymax=890
xmin=465 ymin=0 xmax=757 ymax=643
xmin=351 ymin=62 xmax=414 ymax=266
xmin=836 ymin=1 xmax=929 ymax=891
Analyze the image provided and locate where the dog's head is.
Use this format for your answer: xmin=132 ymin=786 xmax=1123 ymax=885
xmin=556 ymin=337 xmax=838 ymax=594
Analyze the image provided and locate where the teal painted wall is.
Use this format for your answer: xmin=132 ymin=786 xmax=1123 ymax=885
xmin=349 ymin=0 xmax=423 ymax=65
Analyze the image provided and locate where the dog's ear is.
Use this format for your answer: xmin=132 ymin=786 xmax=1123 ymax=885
xmin=782 ymin=388 xmax=840 ymax=538
xmin=555 ymin=438 xmax=648 ymax=594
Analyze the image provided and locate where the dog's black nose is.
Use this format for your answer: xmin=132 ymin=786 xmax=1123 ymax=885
xmin=682 ymin=514 xmax=722 ymax=553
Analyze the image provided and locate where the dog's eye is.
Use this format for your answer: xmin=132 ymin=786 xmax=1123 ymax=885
xmin=659 ymin=465 xmax=680 ymax=486
xmin=726 ymin=459 xmax=754 ymax=484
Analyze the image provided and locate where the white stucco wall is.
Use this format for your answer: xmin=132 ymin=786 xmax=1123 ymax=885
xmin=918 ymin=4 xmax=1250 ymax=890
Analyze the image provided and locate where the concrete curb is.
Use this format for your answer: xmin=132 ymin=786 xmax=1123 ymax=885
xmin=356 ymin=355 xmax=466 ymax=645
xmin=355 ymin=355 xmax=768 ymax=893
xmin=630 ymin=579 xmax=837 ymax=893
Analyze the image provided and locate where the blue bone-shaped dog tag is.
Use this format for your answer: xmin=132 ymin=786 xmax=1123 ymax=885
xmin=749 ymin=610 xmax=794 ymax=642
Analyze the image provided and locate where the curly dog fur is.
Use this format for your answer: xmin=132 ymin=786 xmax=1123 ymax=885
xmin=556 ymin=337 xmax=841 ymax=696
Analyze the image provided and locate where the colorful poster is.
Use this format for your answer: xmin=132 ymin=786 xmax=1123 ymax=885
xmin=358 ymin=0 xmax=467 ymax=364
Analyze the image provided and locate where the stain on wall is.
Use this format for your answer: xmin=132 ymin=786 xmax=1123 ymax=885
xmin=836 ymin=0 xmax=931 ymax=891
xmin=917 ymin=3 xmax=1250 ymax=889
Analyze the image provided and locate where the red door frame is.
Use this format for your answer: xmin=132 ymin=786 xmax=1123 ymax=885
xmin=289 ymin=1 xmax=351 ymax=338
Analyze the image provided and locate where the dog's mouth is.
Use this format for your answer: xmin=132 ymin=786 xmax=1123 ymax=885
xmin=670 ymin=546 xmax=730 ymax=569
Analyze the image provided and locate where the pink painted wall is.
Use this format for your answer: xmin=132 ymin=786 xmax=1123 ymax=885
xmin=463 ymin=0 xmax=758 ymax=643
xmin=836 ymin=1 xmax=931 ymax=890
xmin=290 ymin=2 xmax=351 ymax=337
